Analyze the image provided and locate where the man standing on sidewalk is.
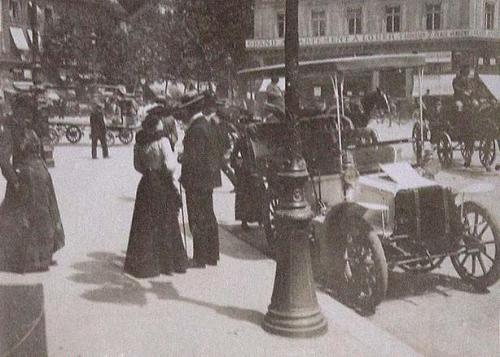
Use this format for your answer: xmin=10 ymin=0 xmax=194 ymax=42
xmin=178 ymin=93 xmax=220 ymax=268
xmin=90 ymin=101 xmax=109 ymax=159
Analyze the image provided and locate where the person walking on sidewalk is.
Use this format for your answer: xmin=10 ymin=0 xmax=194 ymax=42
xmin=90 ymin=101 xmax=109 ymax=159
xmin=178 ymin=93 xmax=221 ymax=268
xmin=124 ymin=114 xmax=187 ymax=278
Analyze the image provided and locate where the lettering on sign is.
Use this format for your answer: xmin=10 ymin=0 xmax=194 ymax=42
xmin=246 ymin=29 xmax=500 ymax=49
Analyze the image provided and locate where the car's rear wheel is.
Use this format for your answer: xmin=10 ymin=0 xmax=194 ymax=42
xmin=451 ymin=201 xmax=500 ymax=290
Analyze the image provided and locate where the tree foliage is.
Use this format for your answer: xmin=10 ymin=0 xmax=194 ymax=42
xmin=43 ymin=0 xmax=253 ymax=92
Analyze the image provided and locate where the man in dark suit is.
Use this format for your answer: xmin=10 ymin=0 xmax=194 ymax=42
xmin=90 ymin=101 xmax=109 ymax=159
xmin=178 ymin=93 xmax=221 ymax=267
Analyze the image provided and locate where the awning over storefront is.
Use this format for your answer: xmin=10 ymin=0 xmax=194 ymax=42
xmin=479 ymin=75 xmax=500 ymax=100
xmin=412 ymin=74 xmax=454 ymax=97
xmin=9 ymin=27 xmax=30 ymax=51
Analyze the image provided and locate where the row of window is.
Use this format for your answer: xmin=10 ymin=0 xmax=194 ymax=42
xmin=9 ymin=0 xmax=54 ymax=24
xmin=276 ymin=3 xmax=496 ymax=38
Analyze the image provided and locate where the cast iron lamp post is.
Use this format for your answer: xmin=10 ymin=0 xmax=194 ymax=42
xmin=262 ymin=0 xmax=327 ymax=338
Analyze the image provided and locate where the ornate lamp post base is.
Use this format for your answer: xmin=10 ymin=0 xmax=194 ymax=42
xmin=262 ymin=222 xmax=328 ymax=338
xmin=262 ymin=157 xmax=327 ymax=338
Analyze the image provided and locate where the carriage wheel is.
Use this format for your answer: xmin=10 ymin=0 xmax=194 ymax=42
xmin=331 ymin=219 xmax=388 ymax=314
xmin=118 ymin=129 xmax=133 ymax=144
xmin=451 ymin=201 xmax=500 ymax=290
xmin=479 ymin=138 xmax=496 ymax=169
xmin=460 ymin=140 xmax=474 ymax=164
xmin=65 ymin=125 xmax=82 ymax=144
xmin=48 ymin=127 xmax=60 ymax=145
xmin=437 ymin=133 xmax=453 ymax=168
xmin=106 ymin=131 xmax=115 ymax=146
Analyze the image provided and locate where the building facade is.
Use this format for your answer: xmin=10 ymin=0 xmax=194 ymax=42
xmin=0 ymin=0 xmax=126 ymax=98
xmin=247 ymin=0 xmax=500 ymax=98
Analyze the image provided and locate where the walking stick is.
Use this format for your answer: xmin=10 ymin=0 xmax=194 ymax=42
xmin=179 ymin=182 xmax=188 ymax=254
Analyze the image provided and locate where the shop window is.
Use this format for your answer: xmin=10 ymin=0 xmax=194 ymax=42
xmin=386 ymin=6 xmax=401 ymax=33
xmin=9 ymin=0 xmax=20 ymax=20
xmin=277 ymin=13 xmax=285 ymax=38
xmin=347 ymin=8 xmax=362 ymax=35
xmin=311 ymin=9 xmax=326 ymax=37
xmin=426 ymin=4 xmax=441 ymax=30
xmin=485 ymin=2 xmax=495 ymax=29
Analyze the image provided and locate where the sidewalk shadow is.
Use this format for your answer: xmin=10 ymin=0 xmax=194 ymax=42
xmin=386 ymin=271 xmax=481 ymax=301
xmin=220 ymin=224 xmax=272 ymax=260
xmin=149 ymin=281 xmax=264 ymax=327
xmin=68 ymin=251 xmax=149 ymax=306
xmin=68 ymin=252 xmax=265 ymax=327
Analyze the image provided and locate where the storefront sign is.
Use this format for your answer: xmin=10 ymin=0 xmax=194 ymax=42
xmin=246 ymin=29 xmax=500 ymax=49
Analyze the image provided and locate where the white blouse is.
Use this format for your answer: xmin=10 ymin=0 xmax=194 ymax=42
xmin=134 ymin=137 xmax=177 ymax=175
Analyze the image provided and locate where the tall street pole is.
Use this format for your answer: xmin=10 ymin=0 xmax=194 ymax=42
xmin=262 ymin=0 xmax=327 ymax=338
xmin=29 ymin=0 xmax=54 ymax=167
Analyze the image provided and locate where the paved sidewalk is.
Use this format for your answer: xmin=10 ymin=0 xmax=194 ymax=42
xmin=0 ymin=145 xmax=419 ymax=356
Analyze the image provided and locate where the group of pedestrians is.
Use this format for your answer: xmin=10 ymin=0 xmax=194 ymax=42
xmin=0 ymin=90 xmax=225 ymax=277
xmin=124 ymin=91 xmax=223 ymax=277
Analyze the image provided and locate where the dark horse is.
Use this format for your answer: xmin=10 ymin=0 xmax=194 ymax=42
xmin=345 ymin=89 xmax=392 ymax=128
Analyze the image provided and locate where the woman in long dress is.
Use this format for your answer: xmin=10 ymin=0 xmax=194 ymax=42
xmin=0 ymin=95 xmax=65 ymax=273
xmin=124 ymin=114 xmax=187 ymax=278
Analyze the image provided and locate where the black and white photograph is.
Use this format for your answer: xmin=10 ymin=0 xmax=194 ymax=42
xmin=0 ymin=0 xmax=499 ymax=356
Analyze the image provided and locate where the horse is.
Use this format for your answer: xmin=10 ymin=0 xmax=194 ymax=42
xmin=345 ymin=89 xmax=392 ymax=128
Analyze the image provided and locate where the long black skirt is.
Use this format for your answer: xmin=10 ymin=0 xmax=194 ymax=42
xmin=124 ymin=171 xmax=187 ymax=278
xmin=0 ymin=159 xmax=65 ymax=273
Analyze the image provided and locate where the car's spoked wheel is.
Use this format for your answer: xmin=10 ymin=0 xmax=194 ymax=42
xmin=437 ymin=133 xmax=453 ymax=168
xmin=479 ymin=138 xmax=496 ymax=169
xmin=451 ymin=201 xmax=500 ymax=290
xmin=118 ymin=129 xmax=133 ymax=144
xmin=65 ymin=125 xmax=82 ymax=144
xmin=106 ymin=131 xmax=115 ymax=146
xmin=331 ymin=219 xmax=388 ymax=314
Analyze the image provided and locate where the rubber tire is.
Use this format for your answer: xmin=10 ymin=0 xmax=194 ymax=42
xmin=451 ymin=201 xmax=500 ymax=289
xmin=332 ymin=219 xmax=388 ymax=313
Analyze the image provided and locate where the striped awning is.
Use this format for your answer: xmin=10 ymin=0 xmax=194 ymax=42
xmin=9 ymin=27 xmax=30 ymax=51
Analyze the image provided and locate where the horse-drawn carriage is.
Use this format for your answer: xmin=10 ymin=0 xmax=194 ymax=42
xmin=231 ymin=54 xmax=500 ymax=313
xmin=412 ymin=90 xmax=498 ymax=170
xmin=48 ymin=121 xmax=138 ymax=146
